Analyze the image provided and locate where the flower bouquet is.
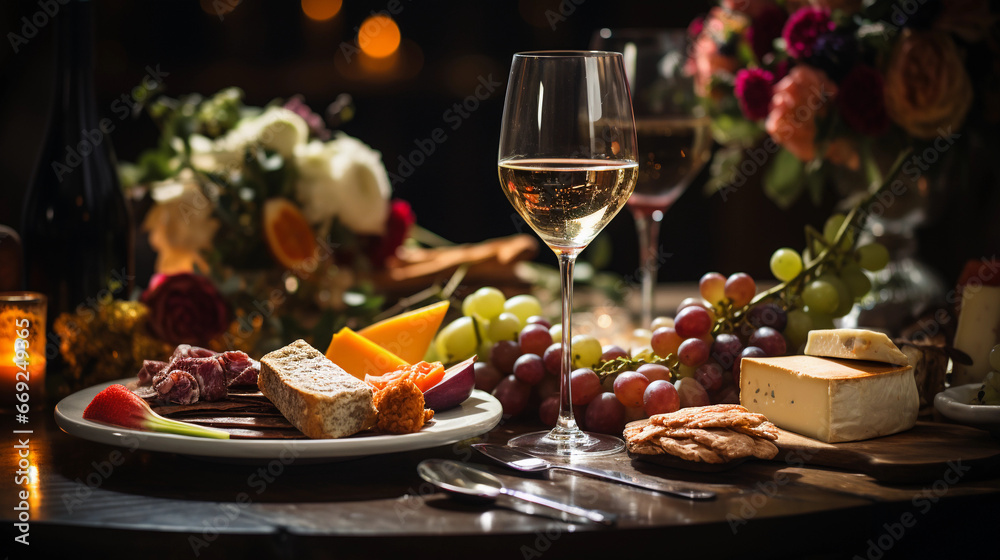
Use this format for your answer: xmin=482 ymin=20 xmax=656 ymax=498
xmin=688 ymin=0 xmax=996 ymax=206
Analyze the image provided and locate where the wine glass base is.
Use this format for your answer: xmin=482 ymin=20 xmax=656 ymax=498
xmin=508 ymin=429 xmax=625 ymax=457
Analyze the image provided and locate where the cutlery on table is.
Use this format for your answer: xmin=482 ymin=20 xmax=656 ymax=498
xmin=417 ymin=459 xmax=618 ymax=526
xmin=472 ymin=443 xmax=716 ymax=501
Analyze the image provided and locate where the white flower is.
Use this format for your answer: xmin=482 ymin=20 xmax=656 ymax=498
xmin=144 ymin=169 xmax=219 ymax=273
xmin=328 ymin=133 xmax=391 ymax=235
xmin=293 ymin=133 xmax=391 ymax=235
xmin=188 ymin=107 xmax=310 ymax=173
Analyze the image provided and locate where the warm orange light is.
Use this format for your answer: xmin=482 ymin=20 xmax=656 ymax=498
xmin=301 ymin=0 xmax=342 ymax=22
xmin=358 ymin=15 xmax=401 ymax=58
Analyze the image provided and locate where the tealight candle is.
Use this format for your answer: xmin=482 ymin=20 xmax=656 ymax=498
xmin=0 ymin=292 xmax=46 ymax=411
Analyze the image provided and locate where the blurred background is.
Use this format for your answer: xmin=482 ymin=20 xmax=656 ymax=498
xmin=0 ymin=0 xmax=994 ymax=292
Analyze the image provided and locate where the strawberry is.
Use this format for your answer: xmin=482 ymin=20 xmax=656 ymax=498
xmin=83 ymin=384 xmax=230 ymax=439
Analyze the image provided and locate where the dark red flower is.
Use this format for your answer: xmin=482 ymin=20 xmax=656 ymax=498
xmin=837 ymin=65 xmax=889 ymax=136
xmin=687 ymin=16 xmax=705 ymax=38
xmin=747 ymin=5 xmax=788 ymax=60
xmin=782 ymin=7 xmax=835 ymax=59
xmin=734 ymin=68 xmax=775 ymax=121
xmin=370 ymin=199 xmax=416 ymax=267
xmin=141 ymin=273 xmax=230 ymax=346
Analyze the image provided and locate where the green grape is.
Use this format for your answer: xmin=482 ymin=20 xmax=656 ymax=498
xmin=819 ymin=273 xmax=853 ymax=318
xmin=840 ymin=263 xmax=872 ymax=299
xmin=784 ymin=309 xmax=813 ymax=349
xmin=441 ymin=316 xmax=478 ymax=361
xmin=856 ymin=243 xmax=890 ymax=271
xmin=676 ymin=364 xmax=696 ymax=378
xmin=631 ymin=345 xmax=655 ymax=361
xmin=549 ymin=323 xmax=563 ymax=344
xmin=650 ymin=316 xmax=674 ymax=331
xmin=986 ymin=370 xmax=1000 ymax=392
xmin=504 ymin=294 xmax=543 ymax=324
xmin=802 ymin=279 xmax=840 ymax=315
xmin=823 ymin=214 xmax=855 ymax=250
xmin=989 ymin=345 xmax=1000 ymax=371
xmin=476 ymin=339 xmax=492 ymax=362
xmin=487 ymin=312 xmax=521 ymax=341
xmin=770 ymin=247 xmax=804 ymax=282
xmin=804 ymin=309 xmax=835 ymax=330
xmin=980 ymin=384 xmax=1000 ymax=406
xmin=463 ymin=286 xmax=505 ymax=320
xmin=571 ymin=334 xmax=602 ymax=368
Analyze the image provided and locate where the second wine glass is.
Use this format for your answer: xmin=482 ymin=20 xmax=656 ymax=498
xmin=498 ymin=51 xmax=637 ymax=456
xmin=591 ymin=29 xmax=712 ymax=327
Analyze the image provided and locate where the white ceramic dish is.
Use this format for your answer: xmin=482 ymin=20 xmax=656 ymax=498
xmin=55 ymin=379 xmax=503 ymax=460
xmin=934 ymin=383 xmax=1000 ymax=436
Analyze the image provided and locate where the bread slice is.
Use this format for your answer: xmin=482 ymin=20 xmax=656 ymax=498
xmin=258 ymin=339 xmax=377 ymax=438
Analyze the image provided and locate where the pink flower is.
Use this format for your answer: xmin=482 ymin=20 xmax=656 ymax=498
xmin=735 ymin=68 xmax=775 ymax=121
xmin=687 ymin=16 xmax=704 ymax=38
xmin=369 ymin=199 xmax=416 ymax=267
xmin=765 ymin=66 xmax=837 ymax=161
xmin=141 ymin=273 xmax=230 ymax=346
xmin=837 ymin=65 xmax=889 ymax=136
xmin=747 ymin=4 xmax=788 ymax=60
xmin=689 ymin=32 xmax=739 ymax=98
xmin=782 ymin=7 xmax=835 ymax=59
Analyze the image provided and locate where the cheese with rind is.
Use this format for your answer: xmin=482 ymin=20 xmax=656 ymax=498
xmin=804 ymin=328 xmax=909 ymax=366
xmin=740 ymin=355 xmax=918 ymax=443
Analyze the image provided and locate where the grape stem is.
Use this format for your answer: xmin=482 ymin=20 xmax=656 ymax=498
xmin=728 ymin=147 xmax=914 ymax=326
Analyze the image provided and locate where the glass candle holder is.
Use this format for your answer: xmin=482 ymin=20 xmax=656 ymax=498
xmin=0 ymin=292 xmax=47 ymax=411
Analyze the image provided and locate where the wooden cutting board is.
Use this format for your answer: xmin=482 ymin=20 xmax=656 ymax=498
xmin=773 ymin=421 xmax=1000 ymax=483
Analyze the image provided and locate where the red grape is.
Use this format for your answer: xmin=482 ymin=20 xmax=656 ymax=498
xmin=569 ymin=368 xmax=602 ymax=405
xmin=746 ymin=303 xmax=788 ymax=331
xmin=542 ymin=342 xmax=564 ymax=375
xmin=613 ymin=371 xmax=650 ymax=408
xmin=473 ymin=362 xmax=502 ymax=393
xmin=539 ymin=395 xmax=559 ymax=426
xmin=643 ymin=380 xmax=680 ymax=415
xmin=637 ymin=363 xmax=671 ymax=382
xmin=676 ymin=377 xmax=710 ymax=408
xmin=584 ymin=393 xmax=626 ymax=435
xmin=651 ymin=327 xmax=683 ymax=357
xmin=694 ymin=362 xmax=724 ymax=392
xmin=699 ymin=272 xmax=726 ymax=305
xmin=749 ymin=326 xmax=787 ymax=357
xmin=724 ymin=273 xmax=757 ymax=308
xmin=678 ymin=337 xmax=710 ymax=367
xmin=513 ymin=354 xmax=545 ymax=385
xmin=526 ymin=315 xmax=552 ymax=329
xmin=492 ymin=375 xmax=530 ymax=418
xmin=518 ymin=324 xmax=553 ymax=357
xmin=711 ymin=333 xmax=743 ymax=370
xmin=675 ymin=306 xmax=712 ymax=339
xmin=677 ymin=297 xmax=713 ymax=314
xmin=716 ymin=386 xmax=740 ymax=404
xmin=491 ymin=340 xmax=521 ymax=375
xmin=734 ymin=346 xmax=767 ymax=382
xmin=536 ymin=375 xmax=559 ymax=399
xmin=601 ymin=344 xmax=629 ymax=362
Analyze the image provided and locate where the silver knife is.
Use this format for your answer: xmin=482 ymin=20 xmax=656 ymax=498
xmin=472 ymin=443 xmax=716 ymax=501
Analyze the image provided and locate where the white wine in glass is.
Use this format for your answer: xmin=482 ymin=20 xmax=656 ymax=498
xmin=498 ymin=51 xmax=638 ymax=456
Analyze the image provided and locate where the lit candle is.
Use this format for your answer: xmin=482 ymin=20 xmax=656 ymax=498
xmin=0 ymin=292 xmax=46 ymax=411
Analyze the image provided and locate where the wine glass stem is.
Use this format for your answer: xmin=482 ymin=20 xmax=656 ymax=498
xmin=634 ymin=210 xmax=663 ymax=328
xmin=556 ymin=248 xmax=580 ymax=436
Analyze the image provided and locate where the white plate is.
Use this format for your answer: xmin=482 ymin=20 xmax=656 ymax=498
xmin=934 ymin=383 xmax=1000 ymax=436
xmin=54 ymin=379 xmax=503 ymax=460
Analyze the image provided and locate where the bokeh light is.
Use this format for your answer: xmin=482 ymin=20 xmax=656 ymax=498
xmin=301 ymin=0 xmax=342 ymax=22
xmin=358 ymin=15 xmax=401 ymax=58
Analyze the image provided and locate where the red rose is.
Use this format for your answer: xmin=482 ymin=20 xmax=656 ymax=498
xmin=141 ymin=273 xmax=230 ymax=346
xmin=837 ymin=65 xmax=889 ymax=136
xmin=370 ymin=199 xmax=416 ymax=267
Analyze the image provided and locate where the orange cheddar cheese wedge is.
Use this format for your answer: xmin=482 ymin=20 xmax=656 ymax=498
xmin=358 ymin=301 xmax=449 ymax=364
xmin=325 ymin=327 xmax=409 ymax=380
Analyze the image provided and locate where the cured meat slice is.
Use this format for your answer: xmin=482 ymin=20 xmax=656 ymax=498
xmin=168 ymin=357 xmax=228 ymax=402
xmin=170 ymin=344 xmax=217 ymax=361
xmin=136 ymin=360 xmax=168 ymax=386
xmin=219 ymin=351 xmax=260 ymax=386
xmin=152 ymin=369 xmax=201 ymax=405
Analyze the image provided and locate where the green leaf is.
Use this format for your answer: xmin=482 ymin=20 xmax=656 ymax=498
xmin=763 ymin=148 xmax=807 ymax=209
xmin=704 ymin=145 xmax=744 ymax=196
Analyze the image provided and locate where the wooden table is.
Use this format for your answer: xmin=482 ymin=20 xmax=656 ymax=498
xmin=2 ymin=410 xmax=998 ymax=559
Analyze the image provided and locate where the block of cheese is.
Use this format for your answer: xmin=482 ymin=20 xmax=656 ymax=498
xmin=259 ymin=339 xmax=377 ymax=439
xmin=325 ymin=327 xmax=409 ymax=381
xmin=953 ymin=285 xmax=1000 ymax=385
xmin=359 ymin=301 xmax=449 ymax=364
xmin=804 ymin=328 xmax=909 ymax=366
xmin=740 ymin=355 xmax=918 ymax=443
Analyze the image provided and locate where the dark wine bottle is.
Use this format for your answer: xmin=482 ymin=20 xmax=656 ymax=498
xmin=21 ymin=1 xmax=134 ymax=351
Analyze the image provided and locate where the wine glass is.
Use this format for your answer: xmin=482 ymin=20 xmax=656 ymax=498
xmin=498 ymin=51 xmax=638 ymax=456
xmin=591 ymin=29 xmax=712 ymax=327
